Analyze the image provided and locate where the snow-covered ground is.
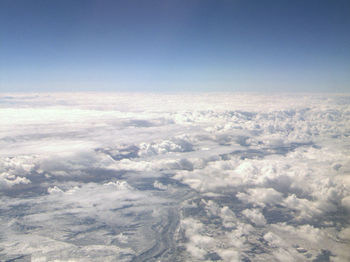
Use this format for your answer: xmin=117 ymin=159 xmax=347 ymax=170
xmin=1 ymin=93 xmax=349 ymax=261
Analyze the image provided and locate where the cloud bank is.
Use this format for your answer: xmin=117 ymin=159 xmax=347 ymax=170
xmin=0 ymin=93 xmax=349 ymax=261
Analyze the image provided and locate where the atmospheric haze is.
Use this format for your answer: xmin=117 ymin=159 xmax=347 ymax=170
xmin=0 ymin=93 xmax=350 ymax=261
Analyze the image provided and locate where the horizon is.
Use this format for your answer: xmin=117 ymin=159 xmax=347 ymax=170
xmin=1 ymin=90 xmax=350 ymax=96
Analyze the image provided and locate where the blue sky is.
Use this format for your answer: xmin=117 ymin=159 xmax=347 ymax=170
xmin=1 ymin=0 xmax=349 ymax=92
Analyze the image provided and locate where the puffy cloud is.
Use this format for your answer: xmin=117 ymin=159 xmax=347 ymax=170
xmin=237 ymin=188 xmax=284 ymax=207
xmin=1 ymin=93 xmax=350 ymax=261
xmin=341 ymin=196 xmax=350 ymax=211
xmin=242 ymin=208 xmax=266 ymax=226
xmin=338 ymin=227 xmax=350 ymax=241
xmin=0 ymin=156 xmax=36 ymax=190
xmin=153 ymin=180 xmax=168 ymax=190
xmin=0 ymin=172 xmax=31 ymax=189
xmin=138 ymin=137 xmax=194 ymax=157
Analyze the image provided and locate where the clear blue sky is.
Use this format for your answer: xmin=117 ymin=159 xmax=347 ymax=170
xmin=1 ymin=0 xmax=349 ymax=92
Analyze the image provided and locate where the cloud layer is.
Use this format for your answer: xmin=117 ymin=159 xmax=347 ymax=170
xmin=0 ymin=93 xmax=350 ymax=261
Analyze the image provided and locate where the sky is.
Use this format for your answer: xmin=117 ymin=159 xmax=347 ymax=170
xmin=1 ymin=0 xmax=349 ymax=92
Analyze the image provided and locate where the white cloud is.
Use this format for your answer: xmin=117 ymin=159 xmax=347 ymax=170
xmin=237 ymin=188 xmax=284 ymax=207
xmin=0 ymin=172 xmax=31 ymax=189
xmin=242 ymin=208 xmax=266 ymax=226
xmin=1 ymin=93 xmax=350 ymax=261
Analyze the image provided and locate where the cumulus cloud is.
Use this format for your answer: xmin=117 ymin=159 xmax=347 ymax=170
xmin=237 ymin=188 xmax=284 ymax=207
xmin=1 ymin=93 xmax=349 ymax=261
xmin=242 ymin=208 xmax=266 ymax=226
xmin=0 ymin=156 xmax=36 ymax=190
xmin=0 ymin=172 xmax=31 ymax=189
